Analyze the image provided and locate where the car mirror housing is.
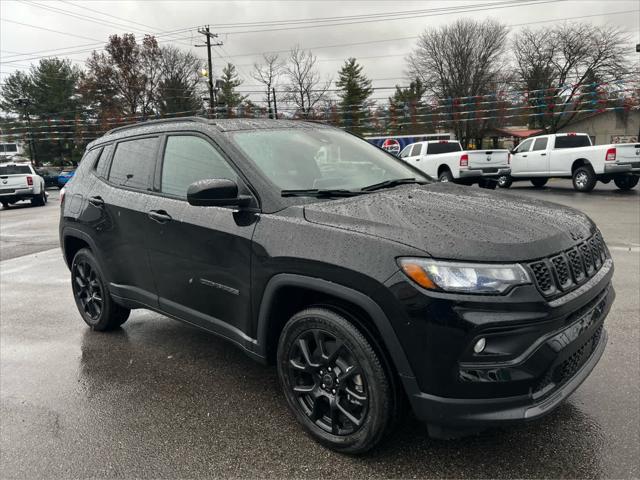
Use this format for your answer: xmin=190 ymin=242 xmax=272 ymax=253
xmin=187 ymin=178 xmax=251 ymax=208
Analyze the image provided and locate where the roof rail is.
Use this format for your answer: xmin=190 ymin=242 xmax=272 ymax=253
xmin=105 ymin=116 xmax=210 ymax=136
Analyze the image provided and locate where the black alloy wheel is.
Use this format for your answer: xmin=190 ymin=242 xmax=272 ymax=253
xmin=71 ymin=248 xmax=130 ymax=330
xmin=73 ymin=260 xmax=103 ymax=321
xmin=277 ymin=308 xmax=395 ymax=453
xmin=614 ymin=175 xmax=639 ymax=190
xmin=287 ymin=328 xmax=369 ymax=436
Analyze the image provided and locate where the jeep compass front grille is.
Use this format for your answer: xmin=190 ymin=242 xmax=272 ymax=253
xmin=527 ymin=232 xmax=608 ymax=298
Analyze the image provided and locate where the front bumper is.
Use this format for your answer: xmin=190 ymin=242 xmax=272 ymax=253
xmin=459 ymin=167 xmax=511 ymax=179
xmin=384 ymin=250 xmax=614 ymax=431
xmin=604 ymin=162 xmax=640 ymax=174
xmin=406 ymin=297 xmax=610 ymax=428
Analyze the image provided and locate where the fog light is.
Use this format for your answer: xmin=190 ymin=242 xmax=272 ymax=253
xmin=473 ymin=338 xmax=486 ymax=354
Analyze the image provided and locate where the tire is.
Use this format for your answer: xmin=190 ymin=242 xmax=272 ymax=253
xmin=497 ymin=175 xmax=512 ymax=188
xmin=530 ymin=178 xmax=548 ymax=188
xmin=277 ymin=307 xmax=394 ymax=454
xmin=438 ymin=170 xmax=453 ymax=182
xmin=572 ymin=166 xmax=597 ymax=192
xmin=71 ymin=248 xmax=130 ymax=331
xmin=478 ymin=178 xmax=497 ymax=190
xmin=613 ymin=175 xmax=639 ymax=190
xmin=1 ymin=201 xmax=8 ymax=209
xmin=31 ymin=190 xmax=46 ymax=206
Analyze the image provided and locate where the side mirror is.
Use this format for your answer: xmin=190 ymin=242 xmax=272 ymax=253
xmin=187 ymin=178 xmax=251 ymax=208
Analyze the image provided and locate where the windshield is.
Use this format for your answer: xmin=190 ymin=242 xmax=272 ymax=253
xmin=0 ymin=165 xmax=30 ymax=175
xmin=230 ymin=128 xmax=429 ymax=191
xmin=554 ymin=135 xmax=591 ymax=149
xmin=427 ymin=142 xmax=462 ymax=155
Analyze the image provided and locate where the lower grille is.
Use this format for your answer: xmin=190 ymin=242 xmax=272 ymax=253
xmin=536 ymin=326 xmax=603 ymax=393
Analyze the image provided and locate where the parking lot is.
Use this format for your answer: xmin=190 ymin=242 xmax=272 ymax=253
xmin=1 ymin=181 xmax=638 ymax=478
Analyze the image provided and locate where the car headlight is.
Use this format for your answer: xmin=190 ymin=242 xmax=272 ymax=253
xmin=397 ymin=258 xmax=531 ymax=294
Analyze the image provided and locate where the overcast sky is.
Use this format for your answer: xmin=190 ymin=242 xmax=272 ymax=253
xmin=1 ymin=0 xmax=639 ymax=104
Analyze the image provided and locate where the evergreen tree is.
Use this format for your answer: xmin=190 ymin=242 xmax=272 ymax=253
xmin=335 ymin=58 xmax=373 ymax=133
xmin=216 ymin=63 xmax=247 ymax=116
xmin=389 ymin=78 xmax=428 ymax=134
xmin=0 ymin=58 xmax=82 ymax=165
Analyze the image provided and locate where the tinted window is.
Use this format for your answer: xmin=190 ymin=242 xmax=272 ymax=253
xmin=515 ymin=139 xmax=533 ymax=153
xmin=95 ymin=144 xmax=114 ymax=179
xmin=161 ymin=135 xmax=238 ymax=198
xmin=532 ymin=138 xmax=548 ymax=151
xmin=108 ymin=137 xmax=158 ymax=190
xmin=410 ymin=144 xmax=422 ymax=156
xmin=554 ymin=135 xmax=591 ymax=149
xmin=0 ymin=165 xmax=30 ymax=175
xmin=427 ymin=142 xmax=462 ymax=155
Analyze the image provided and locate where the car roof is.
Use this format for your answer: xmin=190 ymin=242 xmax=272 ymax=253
xmin=87 ymin=117 xmax=331 ymax=149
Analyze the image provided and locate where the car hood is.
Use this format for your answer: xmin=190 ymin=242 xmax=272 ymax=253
xmin=303 ymin=183 xmax=596 ymax=262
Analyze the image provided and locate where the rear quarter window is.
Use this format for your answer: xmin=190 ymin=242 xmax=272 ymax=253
xmin=95 ymin=144 xmax=114 ymax=179
xmin=108 ymin=137 xmax=159 ymax=191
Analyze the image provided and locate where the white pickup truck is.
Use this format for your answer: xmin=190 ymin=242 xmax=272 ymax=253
xmin=0 ymin=163 xmax=47 ymax=208
xmin=499 ymin=132 xmax=640 ymax=192
xmin=399 ymin=140 xmax=510 ymax=188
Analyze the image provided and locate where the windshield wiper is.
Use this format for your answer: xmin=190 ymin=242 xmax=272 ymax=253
xmin=360 ymin=177 xmax=425 ymax=192
xmin=281 ymin=188 xmax=363 ymax=198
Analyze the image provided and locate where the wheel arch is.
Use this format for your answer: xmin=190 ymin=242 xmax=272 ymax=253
xmin=256 ymin=274 xmax=415 ymax=381
xmin=61 ymin=227 xmax=99 ymax=270
xmin=571 ymin=158 xmax=592 ymax=173
xmin=437 ymin=164 xmax=451 ymax=176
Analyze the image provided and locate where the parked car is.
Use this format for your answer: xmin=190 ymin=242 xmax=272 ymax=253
xmin=36 ymin=167 xmax=62 ymax=188
xmin=57 ymin=169 xmax=75 ymax=188
xmin=399 ymin=140 xmax=510 ymax=188
xmin=499 ymin=133 xmax=639 ymax=191
xmin=60 ymin=118 xmax=614 ymax=453
xmin=0 ymin=162 xmax=47 ymax=208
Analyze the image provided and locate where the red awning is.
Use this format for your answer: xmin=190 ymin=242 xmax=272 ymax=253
xmin=491 ymin=128 xmax=544 ymax=138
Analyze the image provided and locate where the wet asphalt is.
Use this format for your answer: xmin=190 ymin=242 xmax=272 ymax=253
xmin=1 ymin=182 xmax=638 ymax=479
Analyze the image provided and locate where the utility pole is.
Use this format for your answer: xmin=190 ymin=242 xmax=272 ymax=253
xmin=196 ymin=26 xmax=223 ymax=118
xmin=16 ymin=98 xmax=36 ymax=166
xmin=272 ymin=87 xmax=278 ymax=119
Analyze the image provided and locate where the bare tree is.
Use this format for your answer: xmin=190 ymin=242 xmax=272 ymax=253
xmin=284 ymin=45 xmax=330 ymax=117
xmin=513 ymin=23 xmax=631 ymax=132
xmin=407 ymin=19 xmax=509 ymax=147
xmin=252 ymin=53 xmax=283 ymax=118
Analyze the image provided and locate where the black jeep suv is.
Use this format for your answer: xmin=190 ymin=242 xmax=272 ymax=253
xmin=60 ymin=118 xmax=614 ymax=453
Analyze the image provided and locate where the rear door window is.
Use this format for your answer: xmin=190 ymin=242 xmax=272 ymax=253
xmin=554 ymin=135 xmax=592 ymax=149
xmin=160 ymin=135 xmax=238 ymax=199
xmin=108 ymin=137 xmax=159 ymax=191
xmin=532 ymin=138 xmax=548 ymax=151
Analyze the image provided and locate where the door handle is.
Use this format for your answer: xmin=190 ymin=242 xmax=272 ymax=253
xmin=522 ymin=154 xmax=528 ymax=157
xmin=541 ymin=153 xmax=547 ymax=156
xmin=148 ymin=210 xmax=172 ymax=224
xmin=88 ymin=196 xmax=104 ymax=207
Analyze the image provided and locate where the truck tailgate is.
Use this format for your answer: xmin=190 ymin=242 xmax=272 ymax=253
xmin=0 ymin=175 xmax=30 ymax=193
xmin=615 ymin=143 xmax=640 ymax=164
xmin=466 ymin=150 xmax=509 ymax=168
